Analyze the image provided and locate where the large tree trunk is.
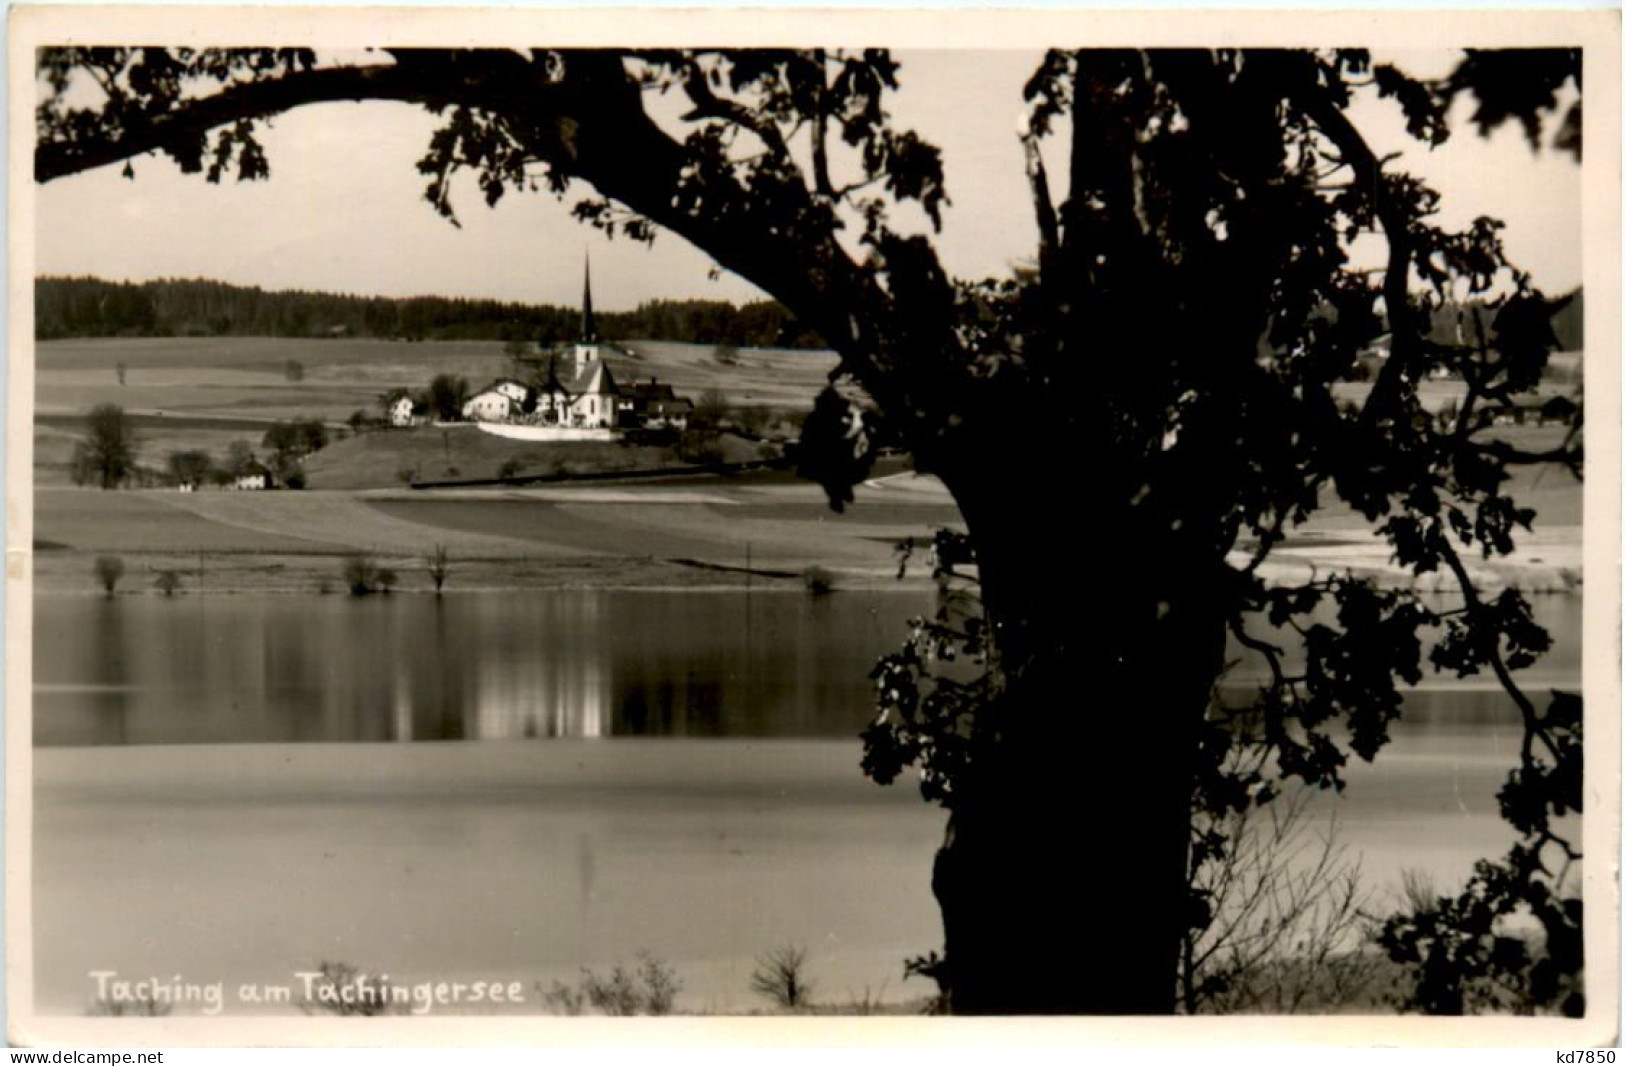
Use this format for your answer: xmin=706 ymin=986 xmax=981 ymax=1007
xmin=930 ymin=462 xmax=1230 ymax=1014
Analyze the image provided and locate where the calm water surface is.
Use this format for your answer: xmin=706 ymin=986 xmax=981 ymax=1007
xmin=35 ymin=590 xmax=933 ymax=746
xmin=34 ymin=589 xmax=1582 ymax=748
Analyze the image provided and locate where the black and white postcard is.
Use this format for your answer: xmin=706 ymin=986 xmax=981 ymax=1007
xmin=7 ymin=6 xmax=1620 ymax=1047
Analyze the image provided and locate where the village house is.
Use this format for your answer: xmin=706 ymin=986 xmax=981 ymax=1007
xmin=491 ymin=379 xmax=531 ymax=406
xmin=460 ymin=377 xmax=537 ymax=422
xmin=461 ymin=387 xmax=517 ymax=422
xmin=389 ymin=394 xmax=418 ymax=427
xmin=234 ymin=458 xmax=273 ymax=491
xmin=618 ymin=378 xmax=695 ymax=430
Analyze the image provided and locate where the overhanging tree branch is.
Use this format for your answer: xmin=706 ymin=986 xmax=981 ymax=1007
xmin=1293 ymin=68 xmax=1423 ymax=425
xmin=39 ymin=63 xmax=438 ymax=181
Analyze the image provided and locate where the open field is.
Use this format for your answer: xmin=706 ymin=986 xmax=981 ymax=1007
xmin=31 ymin=471 xmax=967 ymax=594
xmin=612 ymin=339 xmax=841 ymax=408
xmin=32 ymin=451 xmax=1581 ymax=597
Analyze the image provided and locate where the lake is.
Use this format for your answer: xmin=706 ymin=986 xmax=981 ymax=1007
xmin=35 ymin=591 xmax=935 ymax=746
xmin=34 ymin=589 xmax=1582 ymax=747
xmin=30 ymin=589 xmax=1582 ymax=1015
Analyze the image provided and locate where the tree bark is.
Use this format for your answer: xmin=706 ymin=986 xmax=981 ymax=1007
xmin=931 ymin=462 xmax=1230 ymax=1014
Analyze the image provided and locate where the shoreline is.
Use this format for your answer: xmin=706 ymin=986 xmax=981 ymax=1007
xmin=28 ymin=535 xmax=1584 ymax=597
xmin=28 ymin=464 xmax=1582 ymax=597
xmin=30 ymin=552 xmax=935 ymax=595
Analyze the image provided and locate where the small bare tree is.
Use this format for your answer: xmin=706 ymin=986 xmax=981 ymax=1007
xmin=426 ymin=544 xmax=450 ymax=594
xmin=154 ymin=569 xmax=182 ymax=597
xmin=750 ymin=945 xmax=816 ymax=1011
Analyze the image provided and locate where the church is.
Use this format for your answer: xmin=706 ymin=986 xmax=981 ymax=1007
xmin=462 ymin=257 xmax=622 ymax=433
xmin=532 ymin=259 xmax=620 ymax=430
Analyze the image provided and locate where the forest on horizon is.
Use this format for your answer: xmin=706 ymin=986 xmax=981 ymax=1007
xmin=35 ymin=275 xmax=1583 ymax=357
xmin=34 ymin=275 xmax=830 ymax=349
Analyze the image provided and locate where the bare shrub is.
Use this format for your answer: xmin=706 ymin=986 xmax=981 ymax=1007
xmin=540 ymin=952 xmax=682 ymax=1016
xmin=154 ymin=570 xmax=182 ymax=596
xmin=843 ymin=983 xmax=889 ymax=1015
xmin=297 ymin=961 xmax=406 ymax=1016
xmin=750 ymin=945 xmax=816 ymax=1010
xmin=342 ymin=554 xmax=379 ymax=596
xmin=87 ymin=993 xmax=171 ymax=1017
xmin=1179 ymin=776 xmax=1380 ymax=1014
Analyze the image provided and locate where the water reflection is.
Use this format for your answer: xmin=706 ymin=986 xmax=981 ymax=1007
xmin=34 ymin=591 xmax=933 ymax=746
xmin=34 ymin=589 xmax=1581 ymax=748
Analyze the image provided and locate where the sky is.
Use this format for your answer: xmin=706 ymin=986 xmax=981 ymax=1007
xmin=33 ymin=49 xmax=1584 ymax=311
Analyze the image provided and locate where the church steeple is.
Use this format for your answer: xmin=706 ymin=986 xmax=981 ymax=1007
xmin=580 ymin=252 xmax=598 ymax=345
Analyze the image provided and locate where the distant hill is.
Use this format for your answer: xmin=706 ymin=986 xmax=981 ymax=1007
xmin=34 ymin=275 xmax=827 ymax=349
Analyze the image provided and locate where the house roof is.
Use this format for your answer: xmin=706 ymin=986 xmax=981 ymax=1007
xmin=626 ymin=381 xmax=679 ymax=403
xmin=540 ymin=357 xmax=618 ymax=398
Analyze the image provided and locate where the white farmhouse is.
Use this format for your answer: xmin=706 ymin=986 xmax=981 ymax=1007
xmin=491 ymin=379 xmax=531 ymax=405
xmin=462 ymin=377 xmax=538 ymax=423
xmin=462 ymin=388 xmax=515 ymax=422
xmin=234 ymin=458 xmax=273 ymax=491
xmin=389 ymin=395 xmax=417 ymax=427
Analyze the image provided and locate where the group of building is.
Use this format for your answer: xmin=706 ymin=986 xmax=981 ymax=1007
xmin=389 ymin=261 xmax=694 ymax=435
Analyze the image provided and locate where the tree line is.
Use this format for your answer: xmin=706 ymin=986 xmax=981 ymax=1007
xmin=34 ymin=275 xmax=827 ymax=347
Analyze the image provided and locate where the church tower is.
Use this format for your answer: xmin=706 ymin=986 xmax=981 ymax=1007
xmin=573 ymin=253 xmax=600 ymax=371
